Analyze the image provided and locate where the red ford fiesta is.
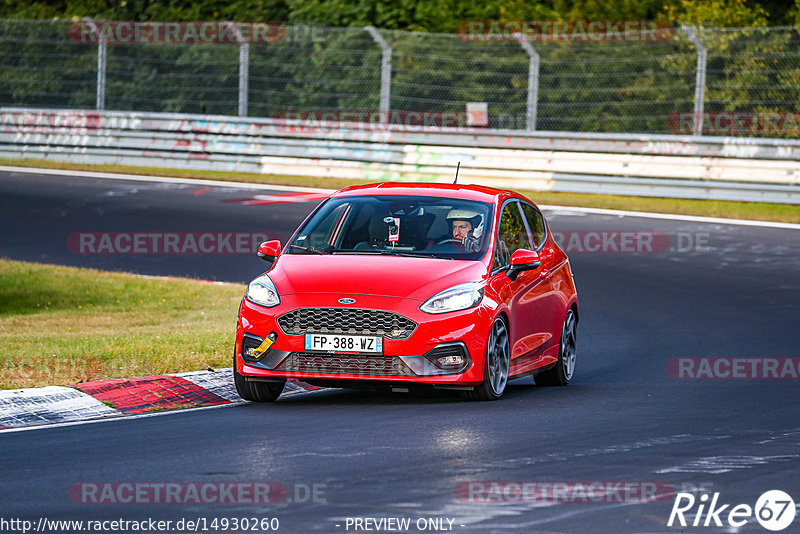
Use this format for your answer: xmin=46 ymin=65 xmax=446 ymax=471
xmin=234 ymin=182 xmax=578 ymax=401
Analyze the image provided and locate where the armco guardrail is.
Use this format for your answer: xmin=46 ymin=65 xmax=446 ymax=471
xmin=1 ymin=108 xmax=799 ymax=204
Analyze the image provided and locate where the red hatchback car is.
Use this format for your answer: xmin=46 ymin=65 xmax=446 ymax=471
xmin=234 ymin=183 xmax=578 ymax=401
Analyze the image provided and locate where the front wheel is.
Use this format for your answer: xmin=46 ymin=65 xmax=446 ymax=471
xmin=233 ymin=353 xmax=285 ymax=402
xmin=462 ymin=318 xmax=510 ymax=401
xmin=535 ymin=308 xmax=577 ymax=387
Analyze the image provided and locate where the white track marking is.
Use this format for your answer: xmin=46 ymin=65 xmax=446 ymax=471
xmin=0 ymin=401 xmax=242 ymax=434
xmin=0 ymin=386 xmax=119 ymax=428
xmin=656 ymin=455 xmax=798 ymax=474
xmin=171 ymin=368 xmax=241 ymax=402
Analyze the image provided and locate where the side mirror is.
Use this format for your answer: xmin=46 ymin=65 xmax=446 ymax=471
xmin=257 ymin=240 xmax=282 ymax=263
xmin=506 ymin=249 xmax=541 ymax=281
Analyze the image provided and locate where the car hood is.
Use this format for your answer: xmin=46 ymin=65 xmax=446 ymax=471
xmin=266 ymin=254 xmax=488 ymax=301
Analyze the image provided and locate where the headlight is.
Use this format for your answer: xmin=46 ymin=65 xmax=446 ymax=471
xmin=246 ymin=274 xmax=280 ymax=308
xmin=420 ymin=282 xmax=484 ymax=314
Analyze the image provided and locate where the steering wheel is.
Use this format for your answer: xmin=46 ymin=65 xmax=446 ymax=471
xmin=436 ymin=236 xmax=480 ymax=252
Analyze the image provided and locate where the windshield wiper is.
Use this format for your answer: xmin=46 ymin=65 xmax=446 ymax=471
xmin=289 ymin=244 xmax=329 ymax=255
xmin=333 ymin=250 xmax=450 ymax=259
xmin=388 ymin=251 xmax=445 ymax=259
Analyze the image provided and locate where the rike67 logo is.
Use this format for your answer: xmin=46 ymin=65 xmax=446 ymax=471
xmin=668 ymin=490 xmax=796 ymax=531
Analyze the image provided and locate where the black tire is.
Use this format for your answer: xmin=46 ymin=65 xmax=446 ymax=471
xmin=462 ymin=317 xmax=510 ymax=401
xmin=534 ymin=308 xmax=577 ymax=387
xmin=233 ymin=352 xmax=285 ymax=402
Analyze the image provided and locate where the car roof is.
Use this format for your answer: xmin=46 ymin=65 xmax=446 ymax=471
xmin=332 ymin=182 xmax=525 ymax=205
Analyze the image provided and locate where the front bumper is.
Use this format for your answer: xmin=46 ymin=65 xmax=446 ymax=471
xmin=236 ymin=292 xmax=492 ymax=385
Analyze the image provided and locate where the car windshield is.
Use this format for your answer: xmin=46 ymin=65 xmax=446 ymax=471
xmin=288 ymin=195 xmax=494 ymax=260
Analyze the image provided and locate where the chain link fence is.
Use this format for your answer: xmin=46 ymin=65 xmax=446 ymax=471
xmin=2 ymin=19 xmax=800 ymax=136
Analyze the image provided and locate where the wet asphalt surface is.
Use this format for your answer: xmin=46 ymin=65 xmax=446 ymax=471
xmin=1 ymin=169 xmax=799 ymax=533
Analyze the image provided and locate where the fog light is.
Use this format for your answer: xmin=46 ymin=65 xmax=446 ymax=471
xmin=438 ymin=355 xmax=464 ymax=366
xmin=423 ymin=342 xmax=470 ymax=372
xmin=242 ymin=332 xmax=278 ymax=363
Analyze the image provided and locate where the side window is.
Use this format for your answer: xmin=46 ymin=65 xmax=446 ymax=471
xmin=297 ymin=203 xmax=350 ymax=248
xmin=520 ymin=203 xmax=546 ymax=249
xmin=494 ymin=201 xmax=531 ymax=269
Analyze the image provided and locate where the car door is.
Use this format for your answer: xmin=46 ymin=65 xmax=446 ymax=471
xmin=519 ymin=202 xmax=566 ymax=369
xmin=490 ymin=200 xmax=558 ymax=376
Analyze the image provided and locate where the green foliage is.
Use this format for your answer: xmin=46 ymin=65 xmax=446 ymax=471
xmin=0 ymin=0 xmax=796 ymax=28
xmin=664 ymin=0 xmax=770 ymax=26
xmin=0 ymin=20 xmax=96 ymax=108
xmin=0 ymin=0 xmax=290 ymax=22
xmin=1 ymin=2 xmax=799 ymax=136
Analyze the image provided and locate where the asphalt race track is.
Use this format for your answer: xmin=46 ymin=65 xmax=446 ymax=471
xmin=1 ymin=168 xmax=799 ymax=533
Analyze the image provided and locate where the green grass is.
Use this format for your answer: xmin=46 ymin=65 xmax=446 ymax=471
xmin=2 ymin=157 xmax=799 ymax=224
xmin=0 ymin=259 xmax=245 ymax=390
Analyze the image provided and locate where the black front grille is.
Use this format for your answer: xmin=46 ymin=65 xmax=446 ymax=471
xmin=277 ymin=308 xmax=417 ymax=339
xmin=276 ymin=353 xmax=415 ymax=376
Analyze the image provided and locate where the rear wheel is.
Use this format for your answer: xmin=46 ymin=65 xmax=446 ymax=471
xmin=233 ymin=352 xmax=285 ymax=402
xmin=535 ymin=308 xmax=577 ymax=387
xmin=462 ymin=318 xmax=509 ymax=401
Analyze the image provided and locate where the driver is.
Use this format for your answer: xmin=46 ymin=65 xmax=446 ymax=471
xmin=446 ymin=208 xmax=482 ymax=252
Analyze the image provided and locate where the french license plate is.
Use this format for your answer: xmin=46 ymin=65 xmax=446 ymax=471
xmin=304 ymin=334 xmax=383 ymax=354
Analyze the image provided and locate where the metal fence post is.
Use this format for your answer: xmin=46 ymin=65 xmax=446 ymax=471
xmin=239 ymin=42 xmax=249 ymax=117
xmin=365 ymin=26 xmax=392 ymax=124
xmin=682 ymin=25 xmax=707 ymax=136
xmin=225 ymin=23 xmax=250 ymax=117
xmin=516 ymin=35 xmax=539 ymax=131
xmin=82 ymin=19 xmax=106 ymax=110
xmin=97 ymin=40 xmax=107 ymax=111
